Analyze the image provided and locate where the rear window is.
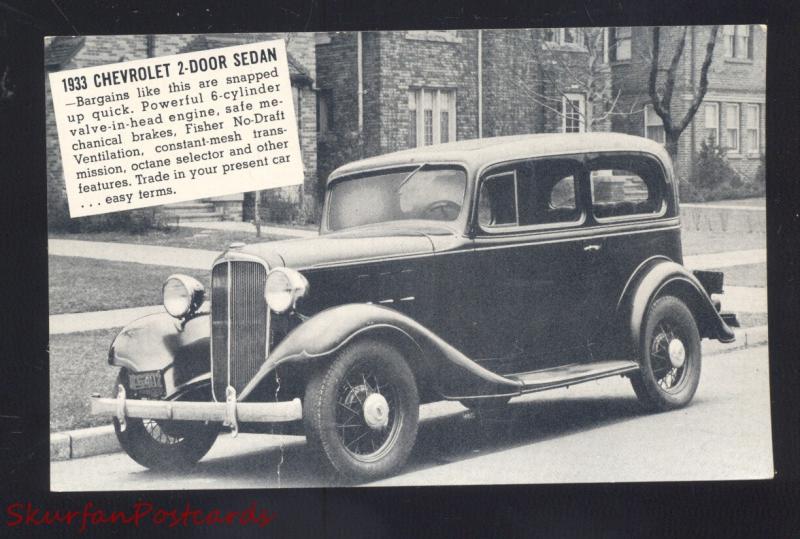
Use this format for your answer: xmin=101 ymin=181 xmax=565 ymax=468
xmin=588 ymin=155 xmax=665 ymax=220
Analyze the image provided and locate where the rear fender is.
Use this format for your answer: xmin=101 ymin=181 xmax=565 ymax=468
xmin=620 ymin=260 xmax=736 ymax=354
xmin=240 ymin=303 xmax=523 ymax=401
xmin=108 ymin=312 xmax=210 ymax=397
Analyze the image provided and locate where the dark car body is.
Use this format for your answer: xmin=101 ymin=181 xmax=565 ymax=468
xmin=92 ymin=133 xmax=736 ymax=479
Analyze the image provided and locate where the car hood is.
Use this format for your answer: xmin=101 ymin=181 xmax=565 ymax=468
xmin=232 ymin=223 xmax=458 ymax=269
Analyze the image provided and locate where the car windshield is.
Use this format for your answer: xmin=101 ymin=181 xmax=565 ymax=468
xmin=326 ymin=166 xmax=467 ymax=231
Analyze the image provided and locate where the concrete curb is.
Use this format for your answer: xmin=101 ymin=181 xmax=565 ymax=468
xmin=51 ymin=325 xmax=769 ymax=461
xmin=703 ymin=324 xmax=769 ymax=356
xmin=50 ymin=425 xmax=118 ymax=461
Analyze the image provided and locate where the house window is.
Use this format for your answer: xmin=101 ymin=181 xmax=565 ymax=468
xmin=543 ymin=28 xmax=583 ymax=46
xmin=408 ymin=88 xmax=456 ymax=147
xmin=724 ymin=103 xmax=740 ymax=152
xmin=744 ymin=104 xmax=760 ymax=153
xmin=703 ymin=102 xmax=719 ymax=144
xmin=723 ymin=25 xmax=752 ymax=59
xmin=562 ymin=94 xmax=586 ymax=133
xmin=610 ymin=26 xmax=632 ymax=61
xmin=644 ymin=105 xmax=665 ymax=143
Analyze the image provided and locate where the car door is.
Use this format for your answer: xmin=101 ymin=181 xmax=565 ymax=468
xmin=462 ymin=156 xmax=593 ymax=374
xmin=579 ymin=152 xmax=680 ymax=355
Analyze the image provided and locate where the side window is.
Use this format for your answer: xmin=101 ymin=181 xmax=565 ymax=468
xmin=477 ymin=158 xmax=583 ymax=231
xmin=517 ymin=158 xmax=582 ymax=226
xmin=588 ymin=155 xmax=665 ymax=220
xmin=478 ymin=172 xmax=517 ymax=228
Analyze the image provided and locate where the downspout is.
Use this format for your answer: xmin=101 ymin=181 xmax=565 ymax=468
xmin=357 ymin=31 xmax=363 ymax=133
xmin=688 ymin=26 xmax=696 ymax=180
xmin=478 ymin=29 xmax=483 ymax=138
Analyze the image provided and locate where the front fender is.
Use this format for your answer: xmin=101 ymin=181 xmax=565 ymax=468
xmin=624 ymin=260 xmax=736 ymax=351
xmin=240 ymin=304 xmax=523 ymax=400
xmin=108 ymin=312 xmax=210 ymax=397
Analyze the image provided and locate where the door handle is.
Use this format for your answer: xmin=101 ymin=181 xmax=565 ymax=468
xmin=583 ymin=243 xmax=602 ymax=253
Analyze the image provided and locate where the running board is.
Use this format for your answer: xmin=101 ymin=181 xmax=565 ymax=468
xmin=508 ymin=360 xmax=640 ymax=393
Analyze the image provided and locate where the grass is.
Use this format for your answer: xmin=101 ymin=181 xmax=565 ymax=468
xmin=49 ymin=256 xmax=210 ymax=314
xmin=50 ymin=328 xmax=121 ymax=432
xmin=50 ymin=227 xmax=293 ymax=251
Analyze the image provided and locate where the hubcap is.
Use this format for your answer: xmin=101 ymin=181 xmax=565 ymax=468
xmin=363 ymin=393 xmax=390 ymax=430
xmin=668 ymin=338 xmax=686 ymax=368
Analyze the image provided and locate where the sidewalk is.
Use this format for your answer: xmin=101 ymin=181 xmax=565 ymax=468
xmin=49 ymin=239 xmax=218 ymax=270
xmin=50 ymin=305 xmax=164 ymax=334
xmin=684 ymin=249 xmax=766 ymax=270
xmin=178 ymin=220 xmax=318 ymax=238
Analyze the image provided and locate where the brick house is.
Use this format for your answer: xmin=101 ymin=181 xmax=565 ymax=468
xmin=45 ymin=33 xmax=318 ymax=225
xmin=608 ymin=25 xmax=766 ymax=181
xmin=315 ymin=29 xmax=614 ymax=185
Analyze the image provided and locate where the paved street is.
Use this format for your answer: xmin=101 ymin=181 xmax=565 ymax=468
xmin=51 ymin=344 xmax=772 ymax=491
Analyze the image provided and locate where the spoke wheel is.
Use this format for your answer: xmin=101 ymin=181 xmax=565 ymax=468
xmin=113 ymin=371 xmax=219 ymax=470
xmin=304 ymin=339 xmax=419 ymax=482
xmin=630 ymin=296 xmax=702 ymax=411
xmin=335 ymin=369 xmax=402 ymax=462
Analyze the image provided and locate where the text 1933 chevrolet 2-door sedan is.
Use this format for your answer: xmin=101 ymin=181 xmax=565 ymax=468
xmin=91 ymin=133 xmax=738 ymax=481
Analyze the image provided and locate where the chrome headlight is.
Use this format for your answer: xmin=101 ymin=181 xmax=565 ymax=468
xmin=265 ymin=268 xmax=308 ymax=314
xmin=162 ymin=274 xmax=205 ymax=318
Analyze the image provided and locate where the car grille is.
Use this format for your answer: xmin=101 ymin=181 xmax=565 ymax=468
xmin=211 ymin=259 xmax=269 ymax=401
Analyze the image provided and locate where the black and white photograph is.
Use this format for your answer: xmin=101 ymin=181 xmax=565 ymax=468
xmin=44 ymin=25 xmax=771 ymax=491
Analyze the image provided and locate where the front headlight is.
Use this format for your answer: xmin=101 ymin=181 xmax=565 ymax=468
xmin=265 ymin=268 xmax=308 ymax=313
xmin=162 ymin=274 xmax=205 ymax=318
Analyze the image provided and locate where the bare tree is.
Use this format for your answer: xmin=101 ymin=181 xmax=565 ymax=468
xmin=648 ymin=26 xmax=720 ymax=159
xmin=506 ymin=28 xmax=645 ymax=133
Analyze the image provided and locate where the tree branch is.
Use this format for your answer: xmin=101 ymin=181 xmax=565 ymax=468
xmin=648 ymin=26 xmax=672 ymax=131
xmin=677 ymin=25 xmax=720 ymax=133
xmin=662 ymin=26 xmax=688 ymax=114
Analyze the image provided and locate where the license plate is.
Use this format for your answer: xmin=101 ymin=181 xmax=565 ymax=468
xmin=128 ymin=371 xmax=164 ymax=392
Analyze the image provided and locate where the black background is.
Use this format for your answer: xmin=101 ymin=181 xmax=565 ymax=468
xmin=1 ymin=0 xmax=798 ymax=536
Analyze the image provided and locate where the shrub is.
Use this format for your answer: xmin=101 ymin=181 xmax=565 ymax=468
xmin=684 ymin=137 xmax=764 ymax=202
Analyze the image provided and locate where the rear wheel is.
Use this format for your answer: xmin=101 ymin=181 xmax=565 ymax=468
xmin=303 ymin=339 xmax=419 ymax=482
xmin=630 ymin=296 xmax=702 ymax=411
xmin=113 ymin=370 xmax=219 ymax=470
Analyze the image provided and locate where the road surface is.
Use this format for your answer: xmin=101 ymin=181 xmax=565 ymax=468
xmin=51 ymin=344 xmax=773 ymax=490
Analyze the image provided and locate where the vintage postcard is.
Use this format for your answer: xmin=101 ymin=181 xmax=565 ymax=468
xmin=46 ymin=27 xmax=771 ymax=491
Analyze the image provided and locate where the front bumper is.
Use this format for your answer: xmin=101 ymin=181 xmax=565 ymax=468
xmin=90 ymin=385 xmax=302 ymax=436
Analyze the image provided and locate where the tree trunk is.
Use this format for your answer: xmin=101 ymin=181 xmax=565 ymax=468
xmin=665 ymin=132 xmax=680 ymax=163
xmin=253 ymin=190 xmax=262 ymax=238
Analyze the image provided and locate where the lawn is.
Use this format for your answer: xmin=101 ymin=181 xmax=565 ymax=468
xmin=50 ymin=328 xmax=121 ymax=432
xmin=49 ymin=256 xmax=210 ymax=314
xmin=50 ymin=226 xmax=294 ymax=251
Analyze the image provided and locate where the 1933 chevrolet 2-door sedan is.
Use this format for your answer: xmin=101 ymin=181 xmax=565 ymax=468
xmin=91 ymin=133 xmax=738 ymax=481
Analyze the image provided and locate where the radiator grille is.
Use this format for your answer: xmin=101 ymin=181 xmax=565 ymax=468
xmin=211 ymin=260 xmax=269 ymax=401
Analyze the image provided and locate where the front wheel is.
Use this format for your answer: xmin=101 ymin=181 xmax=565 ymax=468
xmin=630 ymin=296 xmax=702 ymax=411
xmin=113 ymin=371 xmax=219 ymax=470
xmin=303 ymin=339 xmax=419 ymax=482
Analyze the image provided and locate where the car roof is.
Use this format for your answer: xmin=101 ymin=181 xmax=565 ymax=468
xmin=328 ymin=133 xmax=671 ymax=183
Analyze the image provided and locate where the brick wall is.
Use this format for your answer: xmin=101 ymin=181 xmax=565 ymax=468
xmin=375 ymin=30 xmax=479 ymax=153
xmin=482 ymin=29 xmax=541 ymax=136
xmin=315 ymin=32 xmax=361 ymax=196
